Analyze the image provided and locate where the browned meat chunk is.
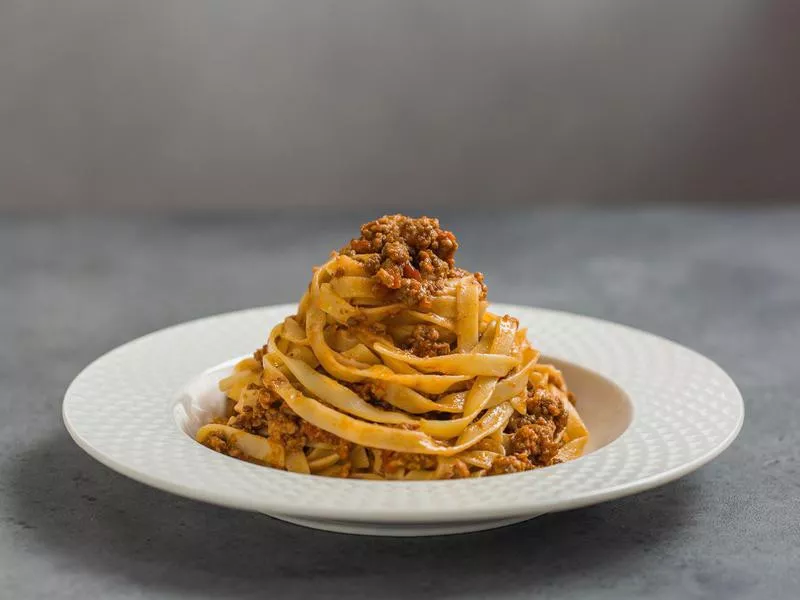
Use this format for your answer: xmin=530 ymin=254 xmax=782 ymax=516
xmin=341 ymin=215 xmax=464 ymax=306
xmin=403 ymin=324 xmax=451 ymax=357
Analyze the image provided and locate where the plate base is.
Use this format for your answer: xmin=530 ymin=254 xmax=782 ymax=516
xmin=266 ymin=513 xmax=543 ymax=536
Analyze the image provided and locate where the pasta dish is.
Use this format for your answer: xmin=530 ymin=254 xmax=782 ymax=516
xmin=197 ymin=215 xmax=588 ymax=479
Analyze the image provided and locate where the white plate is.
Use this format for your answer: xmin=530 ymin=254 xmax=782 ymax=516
xmin=63 ymin=304 xmax=744 ymax=536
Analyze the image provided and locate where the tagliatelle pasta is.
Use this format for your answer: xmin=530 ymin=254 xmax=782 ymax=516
xmin=197 ymin=215 xmax=588 ymax=479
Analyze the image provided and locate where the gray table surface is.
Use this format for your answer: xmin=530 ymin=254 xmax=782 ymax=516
xmin=2 ymin=208 xmax=798 ymax=599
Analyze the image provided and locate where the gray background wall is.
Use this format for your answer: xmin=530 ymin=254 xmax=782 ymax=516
xmin=1 ymin=1 xmax=798 ymax=211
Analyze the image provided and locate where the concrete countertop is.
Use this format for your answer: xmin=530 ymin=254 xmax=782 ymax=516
xmin=2 ymin=208 xmax=798 ymax=599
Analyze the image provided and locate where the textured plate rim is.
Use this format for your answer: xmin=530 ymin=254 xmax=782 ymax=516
xmin=63 ymin=304 xmax=745 ymax=523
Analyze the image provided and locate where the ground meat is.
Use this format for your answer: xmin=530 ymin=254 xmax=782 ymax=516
xmin=488 ymin=454 xmax=532 ymax=475
xmin=380 ymin=451 xmax=438 ymax=475
xmin=346 ymin=381 xmax=394 ymax=409
xmin=508 ymin=420 xmax=560 ymax=465
xmin=341 ymin=215 xmax=459 ymax=306
xmin=253 ymin=344 xmax=269 ymax=364
xmin=384 ymin=240 xmax=411 ymax=264
xmin=473 ymin=271 xmax=488 ymax=298
xmin=301 ymin=421 xmax=352 ymax=459
xmin=203 ymin=433 xmax=245 ymax=460
xmin=502 ymin=385 xmax=569 ymax=468
xmin=361 ymin=254 xmax=382 ymax=274
xmin=526 ymin=386 xmax=569 ymax=431
xmin=263 ymin=405 xmax=305 ymax=451
xmin=219 ymin=382 xmax=353 ymax=467
xmin=228 ymin=406 xmax=267 ymax=434
xmin=378 ymin=452 xmax=471 ymax=479
xmin=402 ymin=324 xmax=451 ymax=357
xmin=227 ymin=384 xmax=281 ymax=433
xmin=226 ymin=385 xmax=310 ymax=452
xmin=445 ymin=459 xmax=471 ymax=479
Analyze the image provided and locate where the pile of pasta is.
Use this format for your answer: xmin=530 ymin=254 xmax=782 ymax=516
xmin=197 ymin=252 xmax=589 ymax=479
